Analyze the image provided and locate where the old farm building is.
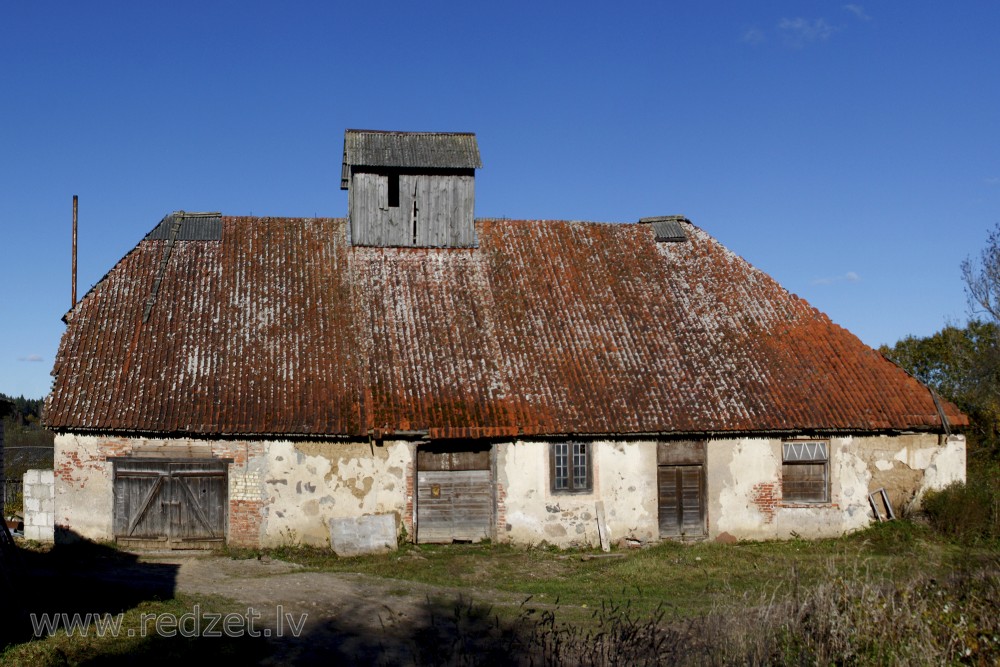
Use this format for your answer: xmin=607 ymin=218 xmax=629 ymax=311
xmin=45 ymin=130 xmax=966 ymax=549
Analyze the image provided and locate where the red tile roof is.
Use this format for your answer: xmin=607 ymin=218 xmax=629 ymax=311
xmin=45 ymin=217 xmax=966 ymax=437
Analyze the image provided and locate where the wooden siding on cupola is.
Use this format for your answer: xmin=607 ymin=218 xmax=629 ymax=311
xmin=342 ymin=130 xmax=481 ymax=249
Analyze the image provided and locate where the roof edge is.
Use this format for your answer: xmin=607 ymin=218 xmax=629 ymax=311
xmin=48 ymin=424 xmax=960 ymax=443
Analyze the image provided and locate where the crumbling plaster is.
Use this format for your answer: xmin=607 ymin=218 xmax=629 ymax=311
xmin=54 ymin=431 xmax=965 ymax=548
xmin=53 ymin=434 xmax=412 ymax=547
xmin=847 ymin=434 xmax=966 ymax=515
xmin=498 ymin=440 xmax=658 ymax=548
xmin=708 ymin=434 xmax=966 ymax=541
xmin=53 ymin=434 xmax=114 ymax=542
xmin=260 ymin=440 xmax=410 ymax=547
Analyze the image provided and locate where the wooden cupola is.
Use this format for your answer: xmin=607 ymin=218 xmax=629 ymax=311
xmin=341 ymin=129 xmax=482 ymax=248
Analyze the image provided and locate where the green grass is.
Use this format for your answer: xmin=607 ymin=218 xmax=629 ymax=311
xmin=235 ymin=521 xmax=987 ymax=618
xmin=0 ymin=595 xmax=269 ymax=667
xmin=239 ymin=523 xmax=997 ymax=665
xmin=5 ymin=523 xmax=998 ymax=665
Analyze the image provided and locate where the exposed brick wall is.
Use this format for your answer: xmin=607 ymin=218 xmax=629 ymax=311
xmin=751 ymin=481 xmax=779 ymax=524
xmin=229 ymin=499 xmax=265 ymax=547
xmin=223 ymin=441 xmax=266 ymax=547
xmin=55 ymin=436 xmax=130 ymax=486
xmin=56 ymin=435 xmax=270 ymax=547
xmin=403 ymin=461 xmax=414 ymax=540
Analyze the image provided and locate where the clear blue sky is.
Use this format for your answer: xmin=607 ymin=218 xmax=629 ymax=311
xmin=2 ymin=2 xmax=999 ymax=399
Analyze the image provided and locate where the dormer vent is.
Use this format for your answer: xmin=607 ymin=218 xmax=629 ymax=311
xmin=342 ymin=130 xmax=482 ymax=248
xmin=639 ymin=215 xmax=689 ymax=243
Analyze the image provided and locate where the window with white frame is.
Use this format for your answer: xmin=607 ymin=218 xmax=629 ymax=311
xmin=782 ymin=441 xmax=829 ymax=503
xmin=550 ymin=442 xmax=592 ymax=493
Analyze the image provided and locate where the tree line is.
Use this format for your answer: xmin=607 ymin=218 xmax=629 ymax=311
xmin=880 ymin=224 xmax=1000 ymax=462
xmin=1 ymin=392 xmax=54 ymax=474
xmin=0 ymin=392 xmax=46 ymax=427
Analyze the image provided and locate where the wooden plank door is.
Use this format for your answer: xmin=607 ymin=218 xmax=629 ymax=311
xmin=168 ymin=462 xmax=227 ymax=545
xmin=658 ymin=465 xmax=705 ymax=538
xmin=113 ymin=459 xmax=227 ymax=548
xmin=416 ymin=444 xmax=492 ymax=543
xmin=113 ymin=460 xmax=170 ymax=541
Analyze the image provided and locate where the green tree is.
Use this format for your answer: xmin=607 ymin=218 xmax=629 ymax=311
xmin=880 ymin=321 xmax=1000 ymax=459
xmin=882 ymin=223 xmax=1000 ymax=460
xmin=962 ymin=223 xmax=1000 ymax=324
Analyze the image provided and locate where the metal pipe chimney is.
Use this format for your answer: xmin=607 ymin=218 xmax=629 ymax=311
xmin=72 ymin=195 xmax=78 ymax=309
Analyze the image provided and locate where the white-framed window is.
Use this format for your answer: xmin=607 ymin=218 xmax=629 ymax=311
xmin=782 ymin=441 xmax=829 ymax=503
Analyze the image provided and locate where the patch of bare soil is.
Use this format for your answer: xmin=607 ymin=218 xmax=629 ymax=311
xmin=134 ymin=554 xmax=531 ymax=665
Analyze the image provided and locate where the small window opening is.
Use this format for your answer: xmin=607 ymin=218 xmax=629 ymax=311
xmin=782 ymin=441 xmax=829 ymax=503
xmin=551 ymin=441 xmax=592 ymax=493
xmin=388 ymin=172 xmax=399 ymax=208
xmin=412 ymin=200 xmax=419 ymax=245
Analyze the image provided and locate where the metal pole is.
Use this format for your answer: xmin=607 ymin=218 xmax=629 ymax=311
xmin=72 ymin=195 xmax=78 ymax=308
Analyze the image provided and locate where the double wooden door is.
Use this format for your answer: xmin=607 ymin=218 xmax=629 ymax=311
xmin=113 ymin=459 xmax=227 ymax=548
xmin=658 ymin=465 xmax=705 ymax=538
xmin=657 ymin=441 xmax=707 ymax=539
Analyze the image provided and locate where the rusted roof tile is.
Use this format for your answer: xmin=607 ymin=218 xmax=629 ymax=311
xmin=45 ymin=216 xmax=967 ymax=436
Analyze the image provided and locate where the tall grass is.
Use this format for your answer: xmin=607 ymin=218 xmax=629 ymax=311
xmin=398 ymin=557 xmax=1000 ymax=666
xmin=717 ymin=560 xmax=1000 ymax=666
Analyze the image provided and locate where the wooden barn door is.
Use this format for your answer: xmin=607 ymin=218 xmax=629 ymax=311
xmin=416 ymin=443 xmax=492 ymax=543
xmin=113 ymin=459 xmax=227 ymax=549
xmin=657 ymin=442 xmax=707 ymax=539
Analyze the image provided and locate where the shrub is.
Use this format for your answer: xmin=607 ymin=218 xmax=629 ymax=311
xmin=922 ymin=473 xmax=1000 ymax=544
xmin=718 ymin=561 xmax=1000 ymax=666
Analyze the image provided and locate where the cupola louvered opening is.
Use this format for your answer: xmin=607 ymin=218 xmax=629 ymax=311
xmin=342 ymin=130 xmax=482 ymax=249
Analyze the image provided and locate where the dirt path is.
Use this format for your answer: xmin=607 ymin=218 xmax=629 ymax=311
xmin=132 ymin=554 xmax=532 ymax=665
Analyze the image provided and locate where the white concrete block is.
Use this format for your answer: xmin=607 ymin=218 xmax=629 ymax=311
xmin=25 ymin=525 xmax=54 ymax=543
xmin=329 ymin=514 xmax=397 ymax=557
xmin=40 ymin=470 xmax=54 ymax=484
xmin=23 ymin=470 xmax=39 ymax=484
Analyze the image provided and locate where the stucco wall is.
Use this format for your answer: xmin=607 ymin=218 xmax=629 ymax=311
xmin=497 ymin=440 xmax=658 ymax=548
xmin=54 ymin=432 xmax=965 ymax=548
xmin=708 ymin=434 xmax=966 ymax=541
xmin=260 ymin=440 xmax=411 ymax=547
xmin=53 ymin=434 xmax=411 ymax=547
xmin=54 ymin=434 xmax=115 ymax=542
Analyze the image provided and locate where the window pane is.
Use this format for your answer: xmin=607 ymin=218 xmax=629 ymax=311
xmin=572 ymin=443 xmax=588 ymax=489
xmin=554 ymin=442 xmax=568 ymax=490
xmin=783 ymin=462 xmax=828 ymax=502
xmin=783 ymin=441 xmax=828 ymax=462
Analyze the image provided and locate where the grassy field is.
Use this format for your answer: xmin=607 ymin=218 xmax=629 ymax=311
xmin=241 ymin=522 xmax=1000 ymax=664
xmin=4 ymin=522 xmax=998 ymax=665
xmin=235 ymin=521 xmax=990 ymax=617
